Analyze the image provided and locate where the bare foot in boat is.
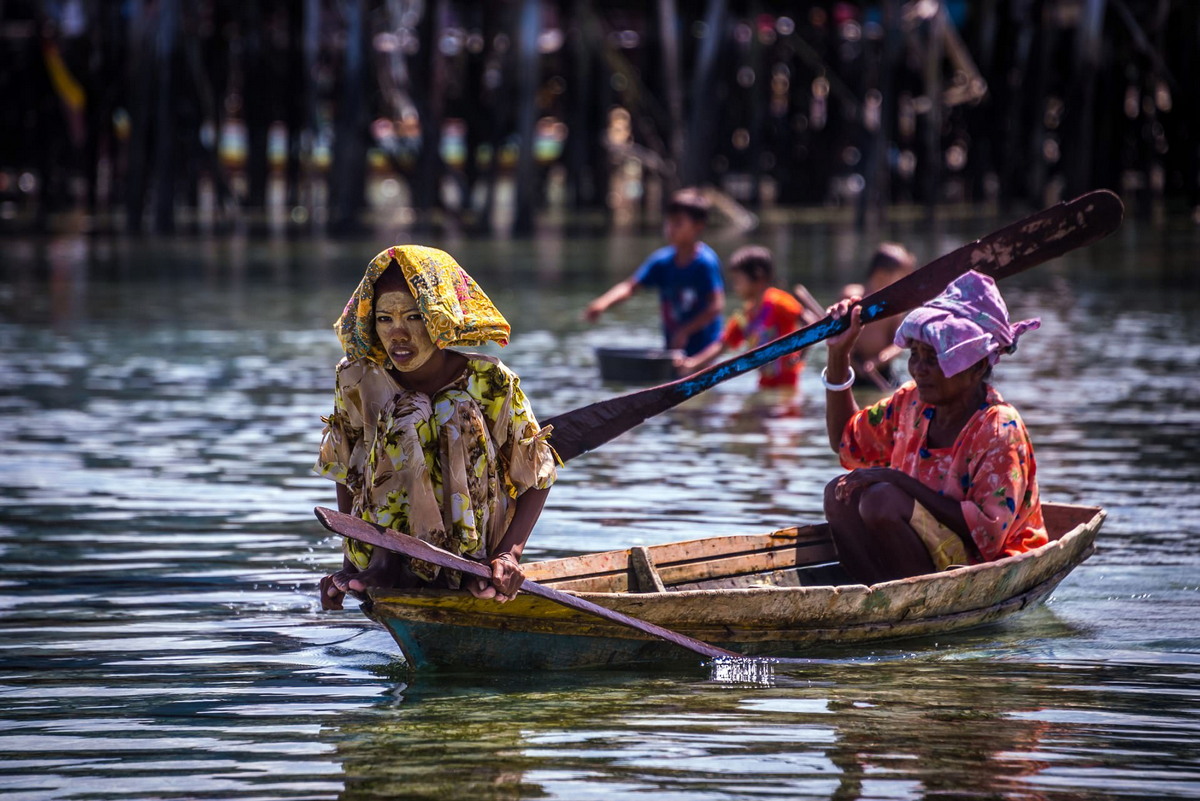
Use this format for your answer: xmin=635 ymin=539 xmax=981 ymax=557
xmin=319 ymin=572 xmax=349 ymax=611
xmin=321 ymin=558 xmax=367 ymax=610
xmin=346 ymin=547 xmax=406 ymax=593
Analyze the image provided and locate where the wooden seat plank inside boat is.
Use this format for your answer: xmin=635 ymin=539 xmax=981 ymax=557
xmin=628 ymin=546 xmax=666 ymax=592
xmin=523 ymin=525 xmax=841 ymax=592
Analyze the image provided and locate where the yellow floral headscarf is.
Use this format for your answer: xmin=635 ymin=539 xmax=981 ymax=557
xmin=335 ymin=245 xmax=511 ymax=363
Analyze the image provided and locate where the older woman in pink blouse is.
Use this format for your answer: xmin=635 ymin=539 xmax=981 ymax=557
xmin=821 ymin=271 xmax=1046 ymax=584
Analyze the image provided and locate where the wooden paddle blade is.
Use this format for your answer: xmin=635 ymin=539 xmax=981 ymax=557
xmin=543 ymin=383 xmax=682 ymax=466
xmin=313 ymin=506 xmax=744 ymax=661
xmin=314 ymin=506 xmax=492 ymax=580
xmin=546 ymin=190 xmax=1123 ymax=462
xmin=853 ymin=188 xmax=1124 ymax=327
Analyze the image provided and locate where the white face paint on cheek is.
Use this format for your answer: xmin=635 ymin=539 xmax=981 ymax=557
xmin=375 ymin=291 xmax=438 ymax=373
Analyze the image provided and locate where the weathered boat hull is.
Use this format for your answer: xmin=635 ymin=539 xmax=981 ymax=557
xmin=364 ymin=503 xmax=1103 ymax=671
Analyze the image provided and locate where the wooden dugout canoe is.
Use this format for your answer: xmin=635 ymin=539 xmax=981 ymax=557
xmin=362 ymin=503 xmax=1104 ymax=671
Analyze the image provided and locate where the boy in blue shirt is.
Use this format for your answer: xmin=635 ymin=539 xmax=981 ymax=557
xmin=584 ymin=188 xmax=724 ymax=356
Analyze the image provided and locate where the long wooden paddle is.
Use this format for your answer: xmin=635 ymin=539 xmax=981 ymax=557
xmin=314 ymin=506 xmax=744 ymax=661
xmin=545 ymin=189 xmax=1124 ymax=462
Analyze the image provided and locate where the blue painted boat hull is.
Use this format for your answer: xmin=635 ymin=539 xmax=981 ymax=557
xmin=377 ymin=616 xmax=696 ymax=671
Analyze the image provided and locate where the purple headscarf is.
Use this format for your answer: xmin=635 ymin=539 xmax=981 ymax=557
xmin=894 ymin=271 xmax=1040 ymax=378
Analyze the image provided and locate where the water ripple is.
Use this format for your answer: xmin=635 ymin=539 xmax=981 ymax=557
xmin=2 ymin=229 xmax=1199 ymax=799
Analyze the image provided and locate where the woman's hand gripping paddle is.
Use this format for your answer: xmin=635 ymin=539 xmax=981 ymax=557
xmin=544 ymin=189 xmax=1124 ymax=462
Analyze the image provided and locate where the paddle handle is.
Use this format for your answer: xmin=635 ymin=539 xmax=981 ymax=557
xmin=313 ymin=507 xmax=743 ymax=661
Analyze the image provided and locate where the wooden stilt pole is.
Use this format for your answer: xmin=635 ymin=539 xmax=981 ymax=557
xmin=513 ymin=0 xmax=540 ymax=234
xmin=151 ymin=0 xmax=178 ymax=233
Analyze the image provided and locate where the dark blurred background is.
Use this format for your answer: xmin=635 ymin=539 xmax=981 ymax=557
xmin=1 ymin=0 xmax=1196 ymax=237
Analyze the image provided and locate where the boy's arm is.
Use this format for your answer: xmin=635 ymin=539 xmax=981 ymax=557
xmin=584 ymin=278 xmax=638 ymax=322
xmin=867 ymin=343 xmax=904 ymax=368
xmin=869 ymin=318 xmax=905 ymax=365
xmin=676 ymin=339 xmax=724 ymax=374
xmin=859 ymin=317 xmax=904 ymax=378
xmin=668 ymin=287 xmax=725 ymax=350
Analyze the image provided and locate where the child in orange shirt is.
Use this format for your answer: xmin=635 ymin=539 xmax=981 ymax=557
xmin=677 ymin=246 xmax=819 ymax=389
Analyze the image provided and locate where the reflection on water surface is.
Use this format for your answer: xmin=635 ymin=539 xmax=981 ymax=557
xmin=2 ymin=217 xmax=1199 ymax=799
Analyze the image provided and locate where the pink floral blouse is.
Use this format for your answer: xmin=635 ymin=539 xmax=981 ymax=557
xmin=839 ymin=381 xmax=1048 ymax=561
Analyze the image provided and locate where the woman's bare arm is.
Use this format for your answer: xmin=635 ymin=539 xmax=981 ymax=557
xmin=472 ymin=486 xmax=552 ymax=602
xmin=336 ymin=482 xmax=353 ymax=514
xmin=584 ymin=279 xmax=637 ymax=321
xmin=825 ymin=300 xmax=864 ymax=451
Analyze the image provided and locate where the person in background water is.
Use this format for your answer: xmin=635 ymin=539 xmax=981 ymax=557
xmin=797 ymin=242 xmax=916 ymax=389
xmin=675 ymin=245 xmax=820 ymax=389
xmin=314 ymin=245 xmax=558 ymax=610
xmin=821 ymin=270 xmax=1046 ymax=584
xmin=584 ymin=187 xmax=725 ymax=357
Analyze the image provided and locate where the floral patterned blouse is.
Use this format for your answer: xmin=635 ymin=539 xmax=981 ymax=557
xmin=314 ymin=354 xmax=558 ymax=586
xmin=839 ymin=381 xmax=1048 ymax=561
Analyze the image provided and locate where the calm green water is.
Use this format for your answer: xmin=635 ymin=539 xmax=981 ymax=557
xmin=2 ymin=214 xmax=1200 ymax=800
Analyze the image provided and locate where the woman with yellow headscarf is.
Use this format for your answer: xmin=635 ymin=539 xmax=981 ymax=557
xmin=314 ymin=245 xmax=558 ymax=609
